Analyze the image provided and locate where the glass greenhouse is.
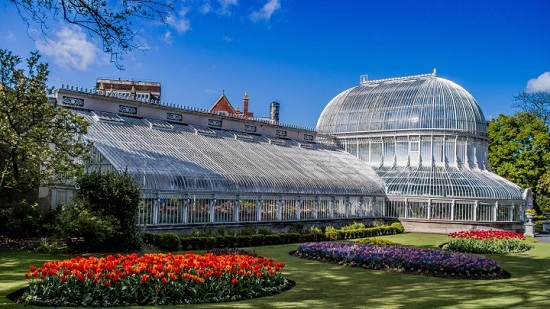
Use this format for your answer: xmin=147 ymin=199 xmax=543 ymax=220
xmin=54 ymin=103 xmax=387 ymax=227
xmin=316 ymin=72 xmax=526 ymax=222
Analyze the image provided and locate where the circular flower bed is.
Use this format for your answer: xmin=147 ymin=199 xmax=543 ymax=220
xmin=448 ymin=230 xmax=531 ymax=254
xmin=294 ymin=242 xmax=509 ymax=280
xmin=22 ymin=252 xmax=290 ymax=306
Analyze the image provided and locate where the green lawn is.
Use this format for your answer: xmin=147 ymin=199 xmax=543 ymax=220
xmin=1 ymin=233 xmax=549 ymax=309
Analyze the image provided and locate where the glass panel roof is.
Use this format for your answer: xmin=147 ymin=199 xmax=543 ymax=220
xmin=378 ymin=166 xmax=523 ymax=200
xmin=316 ymin=75 xmax=487 ymax=137
xmin=77 ymin=110 xmax=386 ymax=196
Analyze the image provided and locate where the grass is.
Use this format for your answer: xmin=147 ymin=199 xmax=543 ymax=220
xmin=1 ymin=233 xmax=549 ymax=308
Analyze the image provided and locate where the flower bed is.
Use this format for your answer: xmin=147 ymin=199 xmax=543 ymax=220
xmin=23 ymin=252 xmax=290 ymax=306
xmin=294 ymin=242 xmax=509 ymax=280
xmin=448 ymin=230 xmax=531 ymax=254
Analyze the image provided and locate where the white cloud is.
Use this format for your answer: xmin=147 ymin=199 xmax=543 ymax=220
xmin=35 ymin=27 xmax=99 ymax=71
xmin=200 ymin=2 xmax=212 ymax=14
xmin=166 ymin=8 xmax=191 ymax=33
xmin=250 ymin=0 xmax=281 ymax=22
xmin=526 ymin=72 xmax=550 ymax=92
xmin=222 ymin=35 xmax=234 ymax=42
xmin=6 ymin=31 xmax=16 ymax=42
xmin=217 ymin=0 xmax=238 ymax=16
xmin=163 ymin=30 xmax=174 ymax=45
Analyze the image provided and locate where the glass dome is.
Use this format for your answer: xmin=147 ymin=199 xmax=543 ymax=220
xmin=316 ymin=73 xmax=487 ymax=138
xmin=316 ymin=72 xmax=525 ymax=202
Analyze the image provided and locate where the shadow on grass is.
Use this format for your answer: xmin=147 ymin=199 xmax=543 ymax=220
xmin=1 ymin=237 xmax=549 ymax=309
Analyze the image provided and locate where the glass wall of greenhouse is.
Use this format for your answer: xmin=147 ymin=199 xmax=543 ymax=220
xmin=316 ymin=72 xmax=527 ymax=223
xmin=55 ymin=109 xmax=388 ymax=228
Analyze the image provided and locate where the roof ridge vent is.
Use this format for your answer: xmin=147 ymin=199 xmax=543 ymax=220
xmin=360 ymin=71 xmax=437 ymax=85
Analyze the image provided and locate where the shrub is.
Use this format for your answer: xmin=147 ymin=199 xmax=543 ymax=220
xmin=325 ymin=226 xmax=339 ymax=241
xmin=250 ymin=234 xmax=263 ymax=246
xmin=290 ymin=222 xmax=304 ymax=233
xmin=142 ymin=232 xmax=160 ymax=245
xmin=224 ymin=235 xmax=237 ymax=247
xmin=56 ymin=204 xmax=116 ymax=252
xmin=308 ymin=226 xmax=323 ymax=235
xmin=158 ymin=233 xmax=180 ymax=251
xmin=390 ymin=222 xmax=405 ymax=233
xmin=236 ymin=235 xmax=252 ymax=247
xmin=239 ymin=227 xmax=255 ymax=236
xmin=188 ymin=236 xmax=205 ymax=250
xmin=357 ymin=237 xmax=395 ymax=245
xmin=68 ymin=171 xmax=142 ymax=252
xmin=0 ymin=200 xmax=44 ymax=238
xmin=258 ymin=227 xmax=271 ymax=235
xmin=264 ymin=234 xmax=280 ymax=245
xmin=216 ymin=226 xmax=227 ymax=236
xmin=341 ymin=222 xmax=366 ymax=230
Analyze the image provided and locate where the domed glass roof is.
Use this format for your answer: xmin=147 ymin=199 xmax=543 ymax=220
xmin=316 ymin=73 xmax=487 ymax=137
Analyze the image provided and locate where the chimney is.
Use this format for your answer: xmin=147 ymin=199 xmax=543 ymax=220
xmin=270 ymin=101 xmax=280 ymax=123
xmin=243 ymin=92 xmax=249 ymax=115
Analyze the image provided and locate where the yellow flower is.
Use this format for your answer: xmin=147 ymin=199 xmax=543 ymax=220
xmin=526 ymin=208 xmax=537 ymax=214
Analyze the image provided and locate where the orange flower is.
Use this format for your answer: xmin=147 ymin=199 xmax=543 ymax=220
xmin=140 ymin=274 xmax=149 ymax=283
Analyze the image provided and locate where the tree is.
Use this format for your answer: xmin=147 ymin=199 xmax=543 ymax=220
xmin=0 ymin=49 xmax=89 ymax=203
xmin=58 ymin=171 xmax=143 ymax=252
xmin=513 ymin=91 xmax=550 ymax=126
xmin=11 ymin=0 xmax=174 ymax=69
xmin=488 ymin=112 xmax=550 ymax=190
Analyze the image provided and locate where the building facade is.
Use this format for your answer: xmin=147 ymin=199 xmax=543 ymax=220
xmin=43 ymin=72 xmax=527 ymax=233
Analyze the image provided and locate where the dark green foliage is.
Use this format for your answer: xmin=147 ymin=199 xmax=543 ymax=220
xmin=158 ymin=233 xmax=180 ymax=251
xmin=163 ymin=222 xmax=404 ymax=252
xmin=290 ymin=222 xmax=304 ymax=233
xmin=238 ymin=227 xmax=256 ymax=236
xmin=488 ymin=112 xmax=550 ymax=209
xmin=0 ymin=200 xmax=44 ymax=238
xmin=0 ymin=49 xmax=89 ymax=205
xmin=55 ymin=204 xmax=115 ymax=252
xmin=488 ymin=112 xmax=550 ymax=190
xmin=264 ymin=234 xmax=280 ymax=245
xmin=142 ymin=232 xmax=160 ymax=245
xmin=56 ymin=171 xmax=142 ymax=252
xmin=258 ymin=227 xmax=272 ymax=235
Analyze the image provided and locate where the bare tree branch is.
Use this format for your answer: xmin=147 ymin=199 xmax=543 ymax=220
xmin=513 ymin=91 xmax=550 ymax=126
xmin=10 ymin=0 xmax=174 ymax=69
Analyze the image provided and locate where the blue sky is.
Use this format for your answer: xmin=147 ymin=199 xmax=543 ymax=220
xmin=1 ymin=0 xmax=549 ymax=129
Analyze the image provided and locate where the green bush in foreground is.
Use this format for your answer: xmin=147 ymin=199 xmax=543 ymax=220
xmin=356 ymin=237 xmax=395 ymax=245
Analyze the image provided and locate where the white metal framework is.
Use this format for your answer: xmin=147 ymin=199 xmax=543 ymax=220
xmin=63 ymin=109 xmax=388 ymax=227
xmin=316 ymin=73 xmax=525 ymax=222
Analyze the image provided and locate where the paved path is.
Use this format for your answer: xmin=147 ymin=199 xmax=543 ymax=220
xmin=535 ymin=234 xmax=550 ymax=242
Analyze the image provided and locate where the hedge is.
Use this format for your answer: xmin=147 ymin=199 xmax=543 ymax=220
xmin=143 ymin=222 xmax=405 ymax=252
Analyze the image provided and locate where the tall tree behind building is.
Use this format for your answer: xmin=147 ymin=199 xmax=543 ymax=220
xmin=488 ymin=112 xmax=550 ymax=211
